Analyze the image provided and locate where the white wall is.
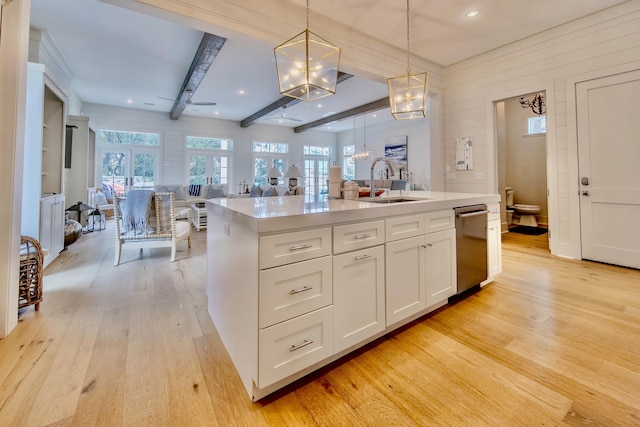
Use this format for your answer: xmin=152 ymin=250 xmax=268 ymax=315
xmin=442 ymin=1 xmax=640 ymax=258
xmin=81 ymin=104 xmax=339 ymax=190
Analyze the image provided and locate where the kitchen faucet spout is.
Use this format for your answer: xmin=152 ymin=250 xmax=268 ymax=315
xmin=369 ymin=157 xmax=395 ymax=197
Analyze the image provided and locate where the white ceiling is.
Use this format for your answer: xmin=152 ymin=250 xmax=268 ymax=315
xmin=29 ymin=0 xmax=628 ymax=132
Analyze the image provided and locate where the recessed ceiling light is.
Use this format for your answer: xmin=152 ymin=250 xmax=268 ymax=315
xmin=372 ymin=114 xmax=377 ymax=118
xmin=465 ymin=9 xmax=480 ymax=18
xmin=238 ymin=89 xmax=245 ymax=95
xmin=214 ymin=111 xmax=219 ymax=116
xmin=317 ymin=104 xmax=322 ymax=108
xmin=127 ymin=99 xmax=133 ymax=104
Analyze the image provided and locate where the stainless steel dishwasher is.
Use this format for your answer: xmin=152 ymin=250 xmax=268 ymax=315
xmin=455 ymin=205 xmax=489 ymax=294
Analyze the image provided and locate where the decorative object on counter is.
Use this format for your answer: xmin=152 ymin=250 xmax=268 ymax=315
xmin=274 ymin=0 xmax=341 ymax=101
xmin=520 ymin=93 xmax=546 ymax=115
xmin=328 ymin=164 xmax=342 ymax=198
xmin=343 ymin=181 xmax=359 ymax=199
xmin=388 ymin=0 xmax=427 ymax=120
xmin=360 ymin=189 xmax=384 ymax=198
xmin=455 ymin=137 xmax=473 ymax=171
xmin=19 ymin=235 xmax=44 ymax=311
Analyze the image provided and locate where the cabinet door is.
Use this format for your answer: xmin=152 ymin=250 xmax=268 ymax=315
xmin=425 ymin=228 xmax=457 ymax=307
xmin=487 ymin=218 xmax=502 ymax=279
xmin=333 ymin=245 xmax=385 ymax=353
xmin=385 ymin=235 xmax=426 ymax=326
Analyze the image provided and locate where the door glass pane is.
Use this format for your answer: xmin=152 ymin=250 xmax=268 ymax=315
xmin=189 ymin=155 xmax=207 ymax=185
xmin=101 ymin=151 xmax=127 ymax=197
xmin=317 ymin=160 xmax=329 ymax=195
xmin=304 ymin=159 xmax=315 ymax=197
xmin=133 ymin=152 xmax=155 ymax=189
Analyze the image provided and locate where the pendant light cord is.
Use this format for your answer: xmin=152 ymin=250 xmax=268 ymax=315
xmin=307 ymin=0 xmax=310 ymax=30
xmin=406 ymin=0 xmax=411 ymax=75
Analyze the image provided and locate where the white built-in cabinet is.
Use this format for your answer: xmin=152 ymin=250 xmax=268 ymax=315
xmin=40 ymin=194 xmax=65 ymax=268
xmin=22 ymin=62 xmax=66 ymax=268
xmin=385 ymin=211 xmax=457 ymax=326
xmin=485 ymin=203 xmax=503 ymax=283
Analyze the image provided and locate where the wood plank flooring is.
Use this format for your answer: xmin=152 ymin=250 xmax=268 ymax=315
xmin=1 ymin=222 xmax=639 ymax=426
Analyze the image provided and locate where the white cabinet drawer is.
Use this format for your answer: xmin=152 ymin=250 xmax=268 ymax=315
xmin=258 ymin=306 xmax=333 ymax=388
xmin=424 ymin=210 xmax=455 ymax=233
xmin=385 ymin=214 xmax=425 ymax=242
xmin=259 ymin=256 xmax=333 ymax=328
xmin=487 ymin=203 xmax=500 ymax=221
xmin=333 ymin=220 xmax=385 ymax=254
xmin=260 ymin=228 xmax=332 ymax=269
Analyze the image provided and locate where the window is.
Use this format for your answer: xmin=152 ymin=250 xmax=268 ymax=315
xmin=98 ymin=130 xmax=160 ymax=146
xmin=303 ymin=145 xmax=331 ymax=156
xmin=253 ymin=141 xmax=288 ymax=185
xmin=186 ymin=136 xmax=233 ymax=185
xmin=525 ymin=116 xmax=546 ymax=136
xmin=186 ymin=136 xmax=233 ymax=150
xmin=342 ymin=145 xmax=355 ymax=180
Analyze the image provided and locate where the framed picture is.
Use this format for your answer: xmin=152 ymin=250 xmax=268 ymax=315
xmin=455 ymin=137 xmax=473 ymax=171
xmin=385 ymin=136 xmax=408 ymax=169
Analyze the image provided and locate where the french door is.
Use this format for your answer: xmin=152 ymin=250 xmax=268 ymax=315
xmin=100 ymin=148 xmax=158 ymax=196
xmin=303 ymin=157 xmax=330 ymax=199
xmin=577 ymin=70 xmax=640 ymax=269
xmin=187 ymin=152 xmax=230 ymax=185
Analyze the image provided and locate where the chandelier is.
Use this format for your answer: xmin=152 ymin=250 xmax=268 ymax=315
xmin=352 ymin=115 xmax=373 ymax=162
xmin=388 ymin=0 xmax=427 ymax=120
xmin=519 ymin=93 xmax=546 ymax=115
xmin=274 ymin=0 xmax=341 ymax=102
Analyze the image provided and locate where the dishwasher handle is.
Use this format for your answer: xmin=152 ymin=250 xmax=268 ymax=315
xmin=456 ymin=209 xmax=490 ymax=218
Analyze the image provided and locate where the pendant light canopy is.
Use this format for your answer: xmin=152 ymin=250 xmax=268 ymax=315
xmin=388 ymin=0 xmax=428 ymax=120
xmin=274 ymin=0 xmax=341 ymax=102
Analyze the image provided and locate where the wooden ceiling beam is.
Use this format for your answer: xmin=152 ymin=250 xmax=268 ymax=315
xmin=170 ymin=33 xmax=227 ymax=120
xmin=239 ymin=72 xmax=353 ymax=128
xmin=293 ymin=97 xmax=390 ymax=133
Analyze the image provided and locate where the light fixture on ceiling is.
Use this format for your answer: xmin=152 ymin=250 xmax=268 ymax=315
xmin=352 ymin=114 xmax=373 ymax=162
xmin=465 ymin=9 xmax=480 ymax=18
xmin=388 ymin=0 xmax=428 ymax=120
xmin=519 ymin=93 xmax=546 ymax=115
xmin=274 ymin=0 xmax=341 ymax=101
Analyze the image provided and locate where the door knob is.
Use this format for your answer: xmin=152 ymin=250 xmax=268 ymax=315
xmin=582 ymin=190 xmax=590 ymax=196
xmin=581 ymin=177 xmax=590 ymax=186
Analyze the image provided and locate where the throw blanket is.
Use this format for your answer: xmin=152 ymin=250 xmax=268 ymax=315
xmin=188 ymin=184 xmax=202 ymax=197
xmin=121 ymin=190 xmax=154 ymax=235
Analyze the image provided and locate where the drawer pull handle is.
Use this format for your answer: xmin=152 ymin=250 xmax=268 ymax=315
xmin=289 ymin=285 xmax=313 ymax=295
xmin=354 ymin=254 xmax=372 ymax=261
xmin=354 ymin=234 xmax=371 ymax=240
xmin=421 ymin=244 xmax=433 ymax=248
xmin=289 ymin=244 xmax=312 ymax=252
xmin=290 ymin=339 xmax=314 ymax=352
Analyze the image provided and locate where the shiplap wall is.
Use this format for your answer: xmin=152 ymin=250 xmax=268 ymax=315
xmin=81 ymin=103 xmax=338 ymax=190
xmin=442 ymin=0 xmax=640 ymax=258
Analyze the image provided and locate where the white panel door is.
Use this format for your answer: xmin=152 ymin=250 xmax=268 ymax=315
xmin=577 ymin=70 xmax=640 ymax=269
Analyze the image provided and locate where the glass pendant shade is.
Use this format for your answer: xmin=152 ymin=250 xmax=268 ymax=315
xmin=274 ymin=28 xmax=341 ymax=101
xmin=388 ymin=71 xmax=428 ymax=120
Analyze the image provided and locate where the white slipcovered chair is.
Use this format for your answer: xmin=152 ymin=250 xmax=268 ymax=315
xmin=114 ymin=191 xmax=191 ymax=265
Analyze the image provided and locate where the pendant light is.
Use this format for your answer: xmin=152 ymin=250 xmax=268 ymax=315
xmin=352 ymin=114 xmax=373 ymax=161
xmin=274 ymin=0 xmax=341 ymax=101
xmin=388 ymin=0 xmax=428 ymax=120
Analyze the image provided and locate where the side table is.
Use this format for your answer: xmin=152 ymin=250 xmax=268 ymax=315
xmin=191 ymin=204 xmax=207 ymax=231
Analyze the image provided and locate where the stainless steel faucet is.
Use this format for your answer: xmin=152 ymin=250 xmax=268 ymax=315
xmin=369 ymin=157 xmax=395 ymax=197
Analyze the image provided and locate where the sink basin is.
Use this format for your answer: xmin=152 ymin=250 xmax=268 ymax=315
xmin=364 ymin=197 xmax=426 ymax=204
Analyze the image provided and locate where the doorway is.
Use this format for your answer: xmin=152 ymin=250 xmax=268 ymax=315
xmin=496 ymin=93 xmax=549 ymax=249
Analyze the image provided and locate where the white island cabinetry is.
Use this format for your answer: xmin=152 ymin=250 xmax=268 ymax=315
xmin=206 ymin=191 xmax=500 ymax=401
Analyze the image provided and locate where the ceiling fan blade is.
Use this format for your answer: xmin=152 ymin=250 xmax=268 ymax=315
xmin=158 ymin=96 xmax=175 ymax=101
xmin=192 ymin=101 xmax=217 ymax=106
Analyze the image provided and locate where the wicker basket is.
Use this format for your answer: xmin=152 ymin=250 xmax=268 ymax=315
xmin=19 ymin=235 xmax=43 ymax=311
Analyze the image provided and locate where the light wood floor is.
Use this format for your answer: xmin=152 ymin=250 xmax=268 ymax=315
xmin=1 ymin=223 xmax=639 ymax=426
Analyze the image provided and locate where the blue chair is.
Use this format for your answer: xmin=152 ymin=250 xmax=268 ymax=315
xmin=390 ymin=180 xmax=407 ymax=190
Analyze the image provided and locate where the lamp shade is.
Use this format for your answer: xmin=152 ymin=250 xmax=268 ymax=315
xmin=285 ymin=165 xmax=302 ymax=178
xmin=388 ymin=71 xmax=428 ymax=120
xmin=274 ymin=29 xmax=341 ymax=101
xmin=267 ymin=167 xmax=283 ymax=178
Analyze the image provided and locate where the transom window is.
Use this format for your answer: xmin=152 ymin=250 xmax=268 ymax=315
xmin=186 ymin=136 xmax=233 ymax=150
xmin=303 ymin=145 xmax=331 ymax=156
xmin=98 ymin=130 xmax=160 ymax=146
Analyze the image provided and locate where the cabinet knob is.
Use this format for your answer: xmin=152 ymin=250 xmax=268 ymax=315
xmin=421 ymin=243 xmax=432 ymax=248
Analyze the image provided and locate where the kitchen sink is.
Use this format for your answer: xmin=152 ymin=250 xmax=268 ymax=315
xmin=364 ymin=197 xmax=427 ymax=204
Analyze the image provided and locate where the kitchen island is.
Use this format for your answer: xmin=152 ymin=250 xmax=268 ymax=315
xmin=206 ymin=190 xmax=500 ymax=401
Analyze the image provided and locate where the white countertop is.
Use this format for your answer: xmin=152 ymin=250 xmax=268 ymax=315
xmin=207 ymin=190 xmax=500 ymax=234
